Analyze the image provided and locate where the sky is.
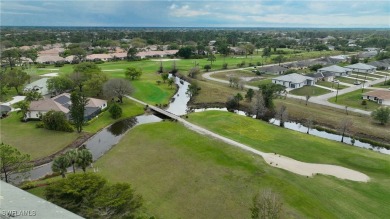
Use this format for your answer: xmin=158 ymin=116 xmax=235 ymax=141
xmin=1 ymin=0 xmax=389 ymax=28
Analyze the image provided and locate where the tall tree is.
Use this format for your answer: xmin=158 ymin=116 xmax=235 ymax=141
xmin=2 ymin=49 xmax=20 ymax=69
xmin=245 ymin=88 xmax=255 ymax=102
xmin=5 ymin=68 xmax=30 ymax=94
xmin=207 ymin=53 xmax=216 ymax=67
xmin=70 ymin=91 xmax=89 ymax=133
xmin=52 ymin=155 xmax=70 ymax=178
xmin=24 ymin=90 xmax=43 ymax=101
xmin=47 ymin=76 xmax=74 ymax=95
xmin=0 ymin=143 xmax=31 ymax=183
xmin=76 ymin=148 xmax=93 ymax=173
xmin=161 ymin=73 xmax=169 ymax=83
xmin=167 ymin=77 xmax=175 ymax=89
xmin=125 ymin=67 xmax=142 ymax=80
xmin=15 ymin=100 xmax=30 ymax=120
xmin=84 ymin=72 xmax=108 ymax=97
xmin=371 ymin=107 xmax=390 ymax=125
xmin=103 ymin=79 xmax=133 ymax=103
xmin=251 ymin=91 xmax=266 ymax=119
xmin=176 ymin=47 xmax=193 ymax=59
xmin=66 ymin=149 xmax=79 ymax=174
xmin=276 ymin=105 xmax=288 ymax=127
xmin=186 ymin=82 xmax=200 ymax=99
xmin=338 ymin=118 xmax=353 ymax=143
xmin=127 ymin=47 xmax=138 ymax=61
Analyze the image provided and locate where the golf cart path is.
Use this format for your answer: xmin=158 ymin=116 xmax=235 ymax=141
xmin=127 ymin=95 xmax=370 ymax=182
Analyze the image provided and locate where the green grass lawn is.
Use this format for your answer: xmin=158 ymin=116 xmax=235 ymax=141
xmin=316 ymin=81 xmax=348 ymax=89
xmin=336 ymin=76 xmax=362 ymax=84
xmin=95 ymin=115 xmax=390 ymax=218
xmin=329 ymin=89 xmax=379 ymax=111
xmin=373 ymin=82 xmax=390 ymax=88
xmin=290 ymin=85 xmax=331 ymax=96
xmin=374 ymin=72 xmax=390 ymax=77
xmin=247 ymin=78 xmax=273 ymax=87
xmin=83 ymin=98 xmax=144 ymax=133
xmin=0 ymin=113 xmax=81 ymax=160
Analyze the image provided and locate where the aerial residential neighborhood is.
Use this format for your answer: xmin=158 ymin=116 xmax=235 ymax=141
xmin=1 ymin=0 xmax=390 ymax=219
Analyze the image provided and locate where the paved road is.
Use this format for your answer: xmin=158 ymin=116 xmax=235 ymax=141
xmin=202 ymin=66 xmax=389 ymax=116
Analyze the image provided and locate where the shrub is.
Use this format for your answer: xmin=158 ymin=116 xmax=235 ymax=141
xmin=42 ymin=110 xmax=74 ymax=132
xmin=36 ymin=63 xmax=46 ymax=68
xmin=222 ymin=63 xmax=228 ymax=69
xmin=35 ymin=122 xmax=44 ymax=128
xmin=109 ymin=103 xmax=122 ymax=119
xmin=20 ymin=181 xmax=36 ymax=190
xmin=94 ymin=60 xmax=105 ymax=64
xmin=54 ymin=61 xmax=64 ymax=67
xmin=361 ymin=100 xmax=367 ymax=105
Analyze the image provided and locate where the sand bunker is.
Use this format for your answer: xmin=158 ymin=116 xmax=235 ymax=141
xmin=150 ymin=58 xmax=181 ymax=62
xmin=41 ymin=73 xmax=58 ymax=77
xmin=263 ymin=153 xmax=369 ymax=182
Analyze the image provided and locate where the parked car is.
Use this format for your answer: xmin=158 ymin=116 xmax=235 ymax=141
xmin=354 ymin=81 xmax=361 ymax=85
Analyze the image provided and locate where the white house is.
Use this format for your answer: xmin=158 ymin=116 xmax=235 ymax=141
xmin=345 ymin=63 xmax=377 ymax=73
xmin=272 ymin=73 xmax=315 ymax=89
xmin=24 ymin=78 xmax=50 ymax=95
xmin=362 ymin=90 xmax=390 ymax=106
xmin=26 ymin=93 xmax=107 ymax=120
xmin=317 ymin=65 xmax=352 ymax=77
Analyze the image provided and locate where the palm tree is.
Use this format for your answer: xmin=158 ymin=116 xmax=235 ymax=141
xmin=52 ymin=155 xmax=70 ymax=178
xmin=76 ymin=149 xmax=93 ymax=173
xmin=66 ymin=149 xmax=79 ymax=173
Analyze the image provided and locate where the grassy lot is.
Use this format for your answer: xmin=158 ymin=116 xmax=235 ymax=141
xmin=247 ymin=78 xmax=273 ymax=87
xmin=83 ymin=98 xmax=144 ymax=133
xmin=373 ymin=82 xmax=390 ymax=88
xmin=192 ymin=79 xmax=244 ymax=104
xmin=95 ymin=116 xmax=389 ymax=218
xmin=350 ymin=74 xmax=375 ymax=80
xmin=290 ymin=85 xmax=331 ymax=96
xmin=337 ymin=76 xmax=362 ymax=84
xmin=375 ymin=72 xmax=390 ymax=77
xmin=328 ymin=89 xmax=379 ymax=111
xmin=316 ymin=81 xmax=348 ymax=89
xmin=210 ymin=70 xmax=255 ymax=80
xmin=274 ymin=98 xmax=390 ymax=142
xmin=0 ymin=113 xmax=80 ymax=160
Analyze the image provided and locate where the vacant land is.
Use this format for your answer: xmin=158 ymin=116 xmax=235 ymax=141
xmin=336 ymin=76 xmax=361 ymax=84
xmin=329 ymin=89 xmax=379 ymax=111
xmin=95 ymin=117 xmax=390 ymax=218
xmin=0 ymin=113 xmax=80 ymax=159
xmin=274 ymin=98 xmax=390 ymax=143
xmin=290 ymin=86 xmax=331 ymax=96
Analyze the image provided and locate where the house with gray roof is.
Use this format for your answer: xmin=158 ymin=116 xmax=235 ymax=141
xmin=358 ymin=51 xmax=378 ymax=60
xmin=317 ymin=65 xmax=352 ymax=76
xmin=257 ymin=65 xmax=288 ymax=75
xmin=26 ymin=93 xmax=107 ymax=121
xmin=0 ymin=180 xmax=83 ymax=219
xmin=367 ymin=61 xmax=390 ymax=70
xmin=272 ymin=73 xmax=315 ymax=89
xmin=345 ymin=63 xmax=377 ymax=73
xmin=23 ymin=78 xmax=49 ymax=96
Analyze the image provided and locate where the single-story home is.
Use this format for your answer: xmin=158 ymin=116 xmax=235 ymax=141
xmin=36 ymin=55 xmax=65 ymax=64
xmin=358 ymin=51 xmax=378 ymax=59
xmin=257 ymin=65 xmax=288 ymax=75
xmin=367 ymin=61 xmax=390 ymax=70
xmin=23 ymin=78 xmax=50 ymax=96
xmin=136 ymin=50 xmax=178 ymax=59
xmin=317 ymin=65 xmax=352 ymax=76
xmin=306 ymin=72 xmax=335 ymax=82
xmin=272 ymin=73 xmax=315 ymax=89
xmin=26 ymin=93 xmax=107 ymax=121
xmin=362 ymin=90 xmax=390 ymax=106
xmin=86 ymin=54 xmax=113 ymax=62
xmin=345 ymin=63 xmax=377 ymax=73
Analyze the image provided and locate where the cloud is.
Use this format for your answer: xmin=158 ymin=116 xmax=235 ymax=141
xmin=170 ymin=4 xmax=210 ymax=17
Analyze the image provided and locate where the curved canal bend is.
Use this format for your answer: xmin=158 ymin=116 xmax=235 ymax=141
xmin=14 ymin=75 xmax=389 ymax=183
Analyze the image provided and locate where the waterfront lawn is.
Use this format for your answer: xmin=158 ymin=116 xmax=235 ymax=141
xmin=316 ymin=81 xmax=348 ymax=89
xmin=0 ymin=113 xmax=80 ymax=160
xmin=290 ymin=85 xmax=331 ymax=96
xmin=83 ymin=98 xmax=145 ymax=133
xmin=192 ymin=79 xmax=245 ymax=104
xmin=328 ymin=89 xmax=379 ymax=111
xmin=96 ymin=119 xmax=390 ymax=218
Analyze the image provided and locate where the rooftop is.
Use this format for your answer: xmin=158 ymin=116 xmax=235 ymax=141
xmin=363 ymin=90 xmax=390 ymax=100
xmin=273 ymin=73 xmax=313 ymax=84
xmin=345 ymin=63 xmax=376 ymax=70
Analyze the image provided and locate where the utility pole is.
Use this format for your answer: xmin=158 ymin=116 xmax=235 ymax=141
xmin=384 ymin=75 xmax=388 ymax=86
xmin=362 ymin=71 xmax=368 ymax=93
xmin=335 ymin=82 xmax=340 ymax=102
